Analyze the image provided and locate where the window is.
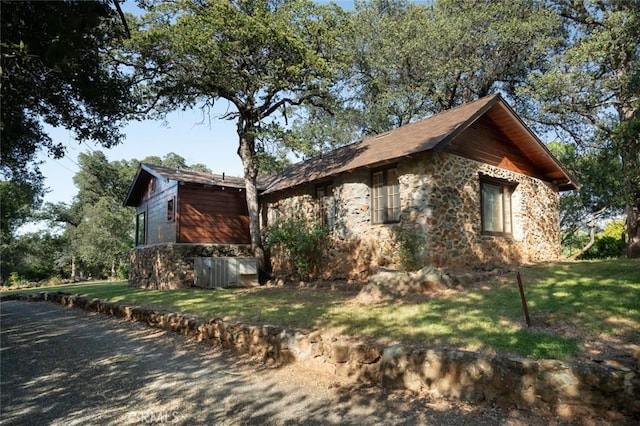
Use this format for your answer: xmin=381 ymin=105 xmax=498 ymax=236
xmin=135 ymin=212 xmax=146 ymax=246
xmin=480 ymin=176 xmax=515 ymax=236
xmin=167 ymin=198 xmax=175 ymax=222
xmin=316 ymin=183 xmax=335 ymax=228
xmin=372 ymin=167 xmax=400 ymax=224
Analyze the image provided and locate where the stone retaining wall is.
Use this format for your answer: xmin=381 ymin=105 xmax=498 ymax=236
xmin=4 ymin=292 xmax=638 ymax=419
xmin=129 ymin=243 xmax=252 ymax=289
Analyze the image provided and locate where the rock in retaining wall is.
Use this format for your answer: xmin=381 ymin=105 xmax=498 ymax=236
xmin=3 ymin=291 xmax=638 ymax=419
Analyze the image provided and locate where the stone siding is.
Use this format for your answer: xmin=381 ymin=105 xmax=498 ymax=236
xmin=262 ymin=151 xmax=560 ymax=279
xmin=6 ymin=291 xmax=638 ymax=419
xmin=129 ymin=243 xmax=252 ymax=289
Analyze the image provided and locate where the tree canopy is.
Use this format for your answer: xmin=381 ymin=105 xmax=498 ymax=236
xmin=0 ymin=0 xmax=134 ymax=240
xmin=120 ymin=0 xmax=349 ymax=264
xmin=523 ymin=0 xmax=639 ymax=257
xmin=285 ymin=0 xmax=563 ymax=158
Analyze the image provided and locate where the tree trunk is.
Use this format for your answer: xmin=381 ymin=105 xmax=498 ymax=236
xmin=237 ymin=118 xmax=266 ymax=269
xmin=626 ymin=198 xmax=640 ymax=258
xmin=619 ymin=106 xmax=640 ymax=258
xmin=71 ymin=255 xmax=77 ymax=281
xmin=571 ymin=207 xmax=606 ymax=260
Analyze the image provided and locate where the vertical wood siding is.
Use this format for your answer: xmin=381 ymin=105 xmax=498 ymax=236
xmin=177 ymin=185 xmax=250 ymax=244
xmin=144 ymin=185 xmax=178 ymax=245
xmin=444 ymin=115 xmax=542 ymax=177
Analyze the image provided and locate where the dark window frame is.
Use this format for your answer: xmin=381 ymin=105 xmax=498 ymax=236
xmin=135 ymin=211 xmax=146 ymax=246
xmin=480 ymin=174 xmax=517 ymax=237
xmin=167 ymin=198 xmax=175 ymax=222
xmin=315 ymin=181 xmax=335 ymax=228
xmin=371 ymin=165 xmax=400 ymax=224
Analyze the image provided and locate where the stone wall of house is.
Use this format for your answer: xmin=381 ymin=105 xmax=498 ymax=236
xmin=129 ymin=243 xmax=252 ymax=289
xmin=405 ymin=151 xmax=561 ymax=268
xmin=262 ymin=151 xmax=560 ymax=279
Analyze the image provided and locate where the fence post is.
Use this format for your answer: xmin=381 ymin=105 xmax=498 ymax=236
xmin=516 ymin=271 xmax=531 ymax=327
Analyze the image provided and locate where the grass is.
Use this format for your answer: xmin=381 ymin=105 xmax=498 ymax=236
xmin=4 ymin=259 xmax=639 ymax=361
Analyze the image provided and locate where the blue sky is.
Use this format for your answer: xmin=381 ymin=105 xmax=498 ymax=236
xmin=38 ymin=104 xmax=244 ymax=205
xmin=37 ymin=0 xmax=365 ymax=207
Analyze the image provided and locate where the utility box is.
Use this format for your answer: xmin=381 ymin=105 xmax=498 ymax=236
xmin=194 ymin=257 xmax=258 ymax=288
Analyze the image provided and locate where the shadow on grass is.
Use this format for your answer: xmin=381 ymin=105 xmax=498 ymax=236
xmin=2 ymin=301 xmax=535 ymax=425
xmin=4 ymin=259 xmax=637 ymax=361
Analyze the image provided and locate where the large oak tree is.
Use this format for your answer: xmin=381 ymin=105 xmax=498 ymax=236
xmin=119 ymin=0 xmax=347 ymax=266
xmin=526 ymin=0 xmax=640 ymax=257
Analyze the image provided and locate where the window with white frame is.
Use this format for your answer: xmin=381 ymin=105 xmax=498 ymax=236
xmin=371 ymin=167 xmax=400 ymax=224
xmin=480 ymin=176 xmax=516 ymax=236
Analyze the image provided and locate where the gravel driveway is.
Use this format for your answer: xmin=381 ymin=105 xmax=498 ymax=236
xmin=0 ymin=301 xmax=595 ymax=425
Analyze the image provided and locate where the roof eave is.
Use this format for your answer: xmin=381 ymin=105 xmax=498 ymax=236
xmin=122 ymin=164 xmax=148 ymax=207
xmin=492 ymin=101 xmax=580 ymax=192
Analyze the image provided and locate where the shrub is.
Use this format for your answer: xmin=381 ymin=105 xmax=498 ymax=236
xmin=391 ymin=226 xmax=424 ymax=271
xmin=580 ymin=220 xmax=625 ymax=259
xmin=8 ymin=272 xmax=23 ymax=287
xmin=264 ymin=217 xmax=330 ymax=280
xmin=40 ymin=276 xmax=64 ymax=287
xmin=580 ymin=236 xmax=625 ymax=259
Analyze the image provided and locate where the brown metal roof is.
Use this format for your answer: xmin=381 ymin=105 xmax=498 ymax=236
xmin=123 ymin=163 xmax=245 ymax=207
xmin=260 ymin=94 xmax=579 ymax=194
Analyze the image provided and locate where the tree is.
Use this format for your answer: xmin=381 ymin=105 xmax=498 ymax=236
xmin=548 ymin=142 xmax=625 ymax=257
xmin=0 ymin=180 xmax=42 ymax=245
xmin=286 ymin=0 xmax=563 ymax=152
xmin=75 ymin=197 xmax=133 ymax=279
xmin=0 ymin=0 xmax=134 ymax=240
xmin=119 ymin=0 xmax=348 ymax=266
xmin=0 ymin=232 xmax=66 ymax=284
xmin=525 ymin=0 xmax=640 ymax=257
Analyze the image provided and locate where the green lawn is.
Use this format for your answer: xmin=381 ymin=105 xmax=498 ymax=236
xmin=4 ymin=259 xmax=639 ymax=361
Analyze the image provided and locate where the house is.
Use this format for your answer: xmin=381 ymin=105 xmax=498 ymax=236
xmin=259 ymin=94 xmax=578 ymax=279
xmin=125 ymin=94 xmax=578 ymax=288
xmin=123 ymin=164 xmax=253 ymax=288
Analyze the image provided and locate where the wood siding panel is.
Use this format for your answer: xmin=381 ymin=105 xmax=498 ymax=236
xmin=444 ymin=115 xmax=543 ymax=178
xmin=142 ymin=186 xmax=178 ymax=245
xmin=177 ymin=185 xmax=250 ymax=244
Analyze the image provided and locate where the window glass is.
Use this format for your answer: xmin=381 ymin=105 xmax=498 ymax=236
xmin=386 ymin=168 xmax=400 ymax=222
xmin=481 ymin=178 xmax=514 ymax=235
xmin=316 ymin=183 xmax=335 ymax=228
xmin=372 ymin=171 xmax=385 ymax=224
xmin=136 ymin=212 xmax=146 ymax=246
xmin=371 ymin=168 xmax=400 ymax=224
xmin=167 ymin=198 xmax=175 ymax=221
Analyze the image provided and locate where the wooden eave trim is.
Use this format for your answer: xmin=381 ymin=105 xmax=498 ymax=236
xmin=123 ymin=166 xmax=154 ymax=207
xmin=492 ymin=102 xmax=580 ymax=191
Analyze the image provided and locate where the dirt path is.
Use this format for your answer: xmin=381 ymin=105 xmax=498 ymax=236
xmin=0 ymin=301 xmax=614 ymax=425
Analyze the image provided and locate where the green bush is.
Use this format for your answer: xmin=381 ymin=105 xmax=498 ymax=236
xmin=580 ymin=236 xmax=625 ymax=259
xmin=40 ymin=276 xmax=64 ymax=287
xmin=264 ymin=217 xmax=330 ymax=280
xmin=392 ymin=226 xmax=424 ymax=271
xmin=8 ymin=272 xmax=23 ymax=287
xmin=117 ymin=262 xmax=129 ymax=280
xmin=580 ymin=220 xmax=625 ymax=259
